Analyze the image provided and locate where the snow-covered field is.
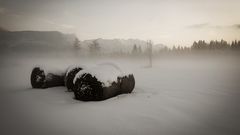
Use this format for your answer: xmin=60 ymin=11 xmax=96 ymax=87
xmin=0 ymin=54 xmax=240 ymax=135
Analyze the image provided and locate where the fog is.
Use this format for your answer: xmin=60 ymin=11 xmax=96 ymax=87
xmin=0 ymin=51 xmax=240 ymax=135
xmin=1 ymin=0 xmax=240 ymax=134
xmin=1 ymin=0 xmax=240 ymax=45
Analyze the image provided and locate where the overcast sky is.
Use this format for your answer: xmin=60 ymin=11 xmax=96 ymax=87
xmin=0 ymin=0 xmax=239 ymax=46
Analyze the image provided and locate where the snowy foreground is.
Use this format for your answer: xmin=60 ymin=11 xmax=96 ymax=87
xmin=0 ymin=55 xmax=240 ymax=135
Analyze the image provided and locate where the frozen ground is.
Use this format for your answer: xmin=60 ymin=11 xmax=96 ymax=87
xmin=0 ymin=54 xmax=240 ymax=135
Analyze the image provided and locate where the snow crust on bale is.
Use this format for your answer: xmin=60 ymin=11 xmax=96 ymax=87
xmin=73 ymin=63 xmax=128 ymax=87
xmin=65 ymin=65 xmax=85 ymax=91
xmin=33 ymin=65 xmax=66 ymax=76
xmin=65 ymin=64 xmax=86 ymax=77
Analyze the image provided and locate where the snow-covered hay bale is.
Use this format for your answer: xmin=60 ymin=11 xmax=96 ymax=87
xmin=64 ymin=65 xmax=83 ymax=91
xmin=31 ymin=67 xmax=45 ymax=88
xmin=73 ymin=63 xmax=135 ymax=101
xmin=30 ymin=66 xmax=65 ymax=88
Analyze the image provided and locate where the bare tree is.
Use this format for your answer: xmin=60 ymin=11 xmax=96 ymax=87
xmin=131 ymin=44 xmax=138 ymax=55
xmin=74 ymin=38 xmax=81 ymax=49
xmin=73 ymin=37 xmax=81 ymax=57
xmin=89 ymin=39 xmax=100 ymax=55
xmin=147 ymin=40 xmax=153 ymax=67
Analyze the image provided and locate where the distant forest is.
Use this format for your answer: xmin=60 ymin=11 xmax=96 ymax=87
xmin=73 ymin=39 xmax=240 ymax=57
xmin=159 ymin=40 xmax=240 ymax=54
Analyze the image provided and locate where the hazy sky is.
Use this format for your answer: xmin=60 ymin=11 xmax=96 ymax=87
xmin=0 ymin=0 xmax=239 ymax=46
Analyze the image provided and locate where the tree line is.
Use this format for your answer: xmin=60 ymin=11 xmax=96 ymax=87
xmin=73 ymin=38 xmax=240 ymax=57
xmin=191 ymin=40 xmax=240 ymax=50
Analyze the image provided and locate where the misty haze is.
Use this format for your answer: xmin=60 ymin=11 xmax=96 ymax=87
xmin=0 ymin=0 xmax=240 ymax=135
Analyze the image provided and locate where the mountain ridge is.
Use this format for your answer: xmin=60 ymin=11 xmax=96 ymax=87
xmin=0 ymin=30 xmax=165 ymax=54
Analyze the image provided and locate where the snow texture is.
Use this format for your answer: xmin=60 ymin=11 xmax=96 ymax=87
xmin=1 ymin=54 xmax=240 ymax=135
xmin=74 ymin=63 xmax=128 ymax=87
xmin=65 ymin=64 xmax=86 ymax=77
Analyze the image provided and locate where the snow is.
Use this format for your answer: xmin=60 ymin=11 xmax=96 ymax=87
xmin=65 ymin=64 xmax=86 ymax=77
xmin=0 ymin=54 xmax=240 ymax=135
xmin=74 ymin=63 xmax=125 ymax=87
xmin=33 ymin=65 xmax=67 ymax=76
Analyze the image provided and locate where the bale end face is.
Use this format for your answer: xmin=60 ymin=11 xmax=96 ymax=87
xmin=31 ymin=67 xmax=46 ymax=88
xmin=119 ymin=74 xmax=135 ymax=94
xmin=73 ymin=73 xmax=104 ymax=101
xmin=65 ymin=67 xmax=83 ymax=92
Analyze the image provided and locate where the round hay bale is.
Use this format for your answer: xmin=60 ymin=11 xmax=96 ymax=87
xmin=30 ymin=66 xmax=65 ymax=88
xmin=73 ymin=63 xmax=135 ymax=101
